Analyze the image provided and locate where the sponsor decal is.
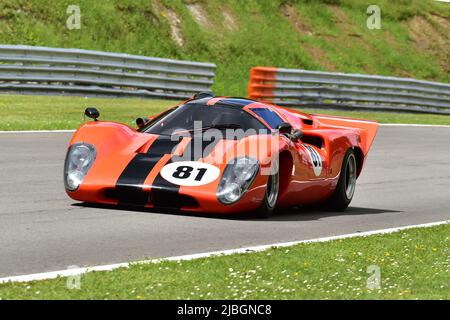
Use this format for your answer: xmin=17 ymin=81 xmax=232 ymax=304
xmin=160 ymin=161 xmax=220 ymax=186
xmin=303 ymin=144 xmax=322 ymax=177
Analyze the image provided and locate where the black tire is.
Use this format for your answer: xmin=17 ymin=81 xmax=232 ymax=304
xmin=256 ymin=162 xmax=280 ymax=219
xmin=327 ymin=149 xmax=357 ymax=211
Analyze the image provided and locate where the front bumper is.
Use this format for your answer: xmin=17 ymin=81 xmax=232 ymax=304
xmin=66 ymin=177 xmax=267 ymax=214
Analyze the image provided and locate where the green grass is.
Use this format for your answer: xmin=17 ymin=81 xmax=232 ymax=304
xmin=0 ymin=94 xmax=175 ymax=130
xmin=301 ymin=108 xmax=450 ymax=126
xmin=0 ymin=223 xmax=448 ymax=299
xmin=0 ymin=0 xmax=448 ymax=97
xmin=0 ymin=94 xmax=449 ymax=131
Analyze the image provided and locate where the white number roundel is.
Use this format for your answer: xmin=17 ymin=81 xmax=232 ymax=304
xmin=160 ymin=161 xmax=220 ymax=186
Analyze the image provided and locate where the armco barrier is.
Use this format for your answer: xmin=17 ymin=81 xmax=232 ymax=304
xmin=0 ymin=45 xmax=216 ymax=99
xmin=248 ymin=67 xmax=450 ymax=115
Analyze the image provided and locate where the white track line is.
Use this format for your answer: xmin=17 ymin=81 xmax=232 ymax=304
xmin=379 ymin=123 xmax=450 ymax=128
xmin=0 ymin=220 xmax=448 ymax=284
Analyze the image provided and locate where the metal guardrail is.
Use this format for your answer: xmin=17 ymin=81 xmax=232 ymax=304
xmin=0 ymin=45 xmax=216 ymax=99
xmin=248 ymin=67 xmax=450 ymax=115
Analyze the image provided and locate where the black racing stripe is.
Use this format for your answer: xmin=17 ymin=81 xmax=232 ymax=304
xmin=150 ymin=158 xmax=181 ymax=208
xmin=182 ymin=135 xmax=222 ymax=161
xmin=150 ymin=136 xmax=222 ymax=209
xmin=114 ymin=134 xmax=222 ymax=208
xmin=115 ymin=136 xmax=180 ymax=206
xmin=146 ymin=136 xmax=181 ymax=156
xmin=114 ymin=154 xmax=161 ymax=205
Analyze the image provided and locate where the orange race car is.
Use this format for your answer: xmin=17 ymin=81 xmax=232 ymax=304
xmin=64 ymin=93 xmax=378 ymax=218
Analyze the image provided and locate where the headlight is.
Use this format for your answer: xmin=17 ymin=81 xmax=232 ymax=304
xmin=217 ymin=157 xmax=259 ymax=204
xmin=64 ymin=143 xmax=96 ymax=191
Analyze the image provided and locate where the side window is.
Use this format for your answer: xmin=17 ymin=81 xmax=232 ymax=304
xmin=249 ymin=108 xmax=284 ymax=129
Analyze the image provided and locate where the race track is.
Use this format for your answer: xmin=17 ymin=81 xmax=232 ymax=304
xmin=0 ymin=126 xmax=449 ymax=277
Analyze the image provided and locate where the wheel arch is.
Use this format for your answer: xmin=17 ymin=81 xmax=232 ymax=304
xmin=353 ymin=146 xmax=364 ymax=178
xmin=278 ymin=150 xmax=294 ymax=199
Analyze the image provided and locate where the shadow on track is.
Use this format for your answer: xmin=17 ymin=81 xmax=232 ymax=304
xmin=72 ymin=202 xmax=402 ymax=222
xmin=269 ymin=206 xmax=402 ymax=222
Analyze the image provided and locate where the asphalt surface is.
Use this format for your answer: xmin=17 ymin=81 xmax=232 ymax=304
xmin=0 ymin=126 xmax=449 ymax=277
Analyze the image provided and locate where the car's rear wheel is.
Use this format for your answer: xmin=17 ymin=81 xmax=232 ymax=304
xmin=327 ymin=149 xmax=357 ymax=211
xmin=256 ymin=161 xmax=280 ymax=219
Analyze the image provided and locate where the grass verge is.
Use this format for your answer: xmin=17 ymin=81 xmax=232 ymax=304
xmin=0 ymin=94 xmax=175 ymax=131
xmin=301 ymin=108 xmax=450 ymax=126
xmin=0 ymin=94 xmax=450 ymax=131
xmin=0 ymin=223 xmax=448 ymax=299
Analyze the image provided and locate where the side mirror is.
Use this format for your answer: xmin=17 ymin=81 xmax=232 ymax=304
xmin=291 ymin=129 xmax=303 ymax=142
xmin=84 ymin=107 xmax=100 ymax=121
xmin=277 ymin=122 xmax=292 ymax=135
xmin=136 ymin=117 xmax=150 ymax=129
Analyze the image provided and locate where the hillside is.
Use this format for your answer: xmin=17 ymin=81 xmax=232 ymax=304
xmin=0 ymin=0 xmax=449 ymax=96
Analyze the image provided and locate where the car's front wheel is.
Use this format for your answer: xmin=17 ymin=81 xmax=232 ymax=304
xmin=327 ymin=149 xmax=357 ymax=211
xmin=256 ymin=161 xmax=280 ymax=219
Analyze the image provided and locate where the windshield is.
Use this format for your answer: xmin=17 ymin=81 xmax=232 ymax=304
xmin=143 ymin=103 xmax=269 ymax=136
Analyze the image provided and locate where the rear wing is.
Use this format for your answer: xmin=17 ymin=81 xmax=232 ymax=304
xmin=312 ymin=114 xmax=379 ymax=156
